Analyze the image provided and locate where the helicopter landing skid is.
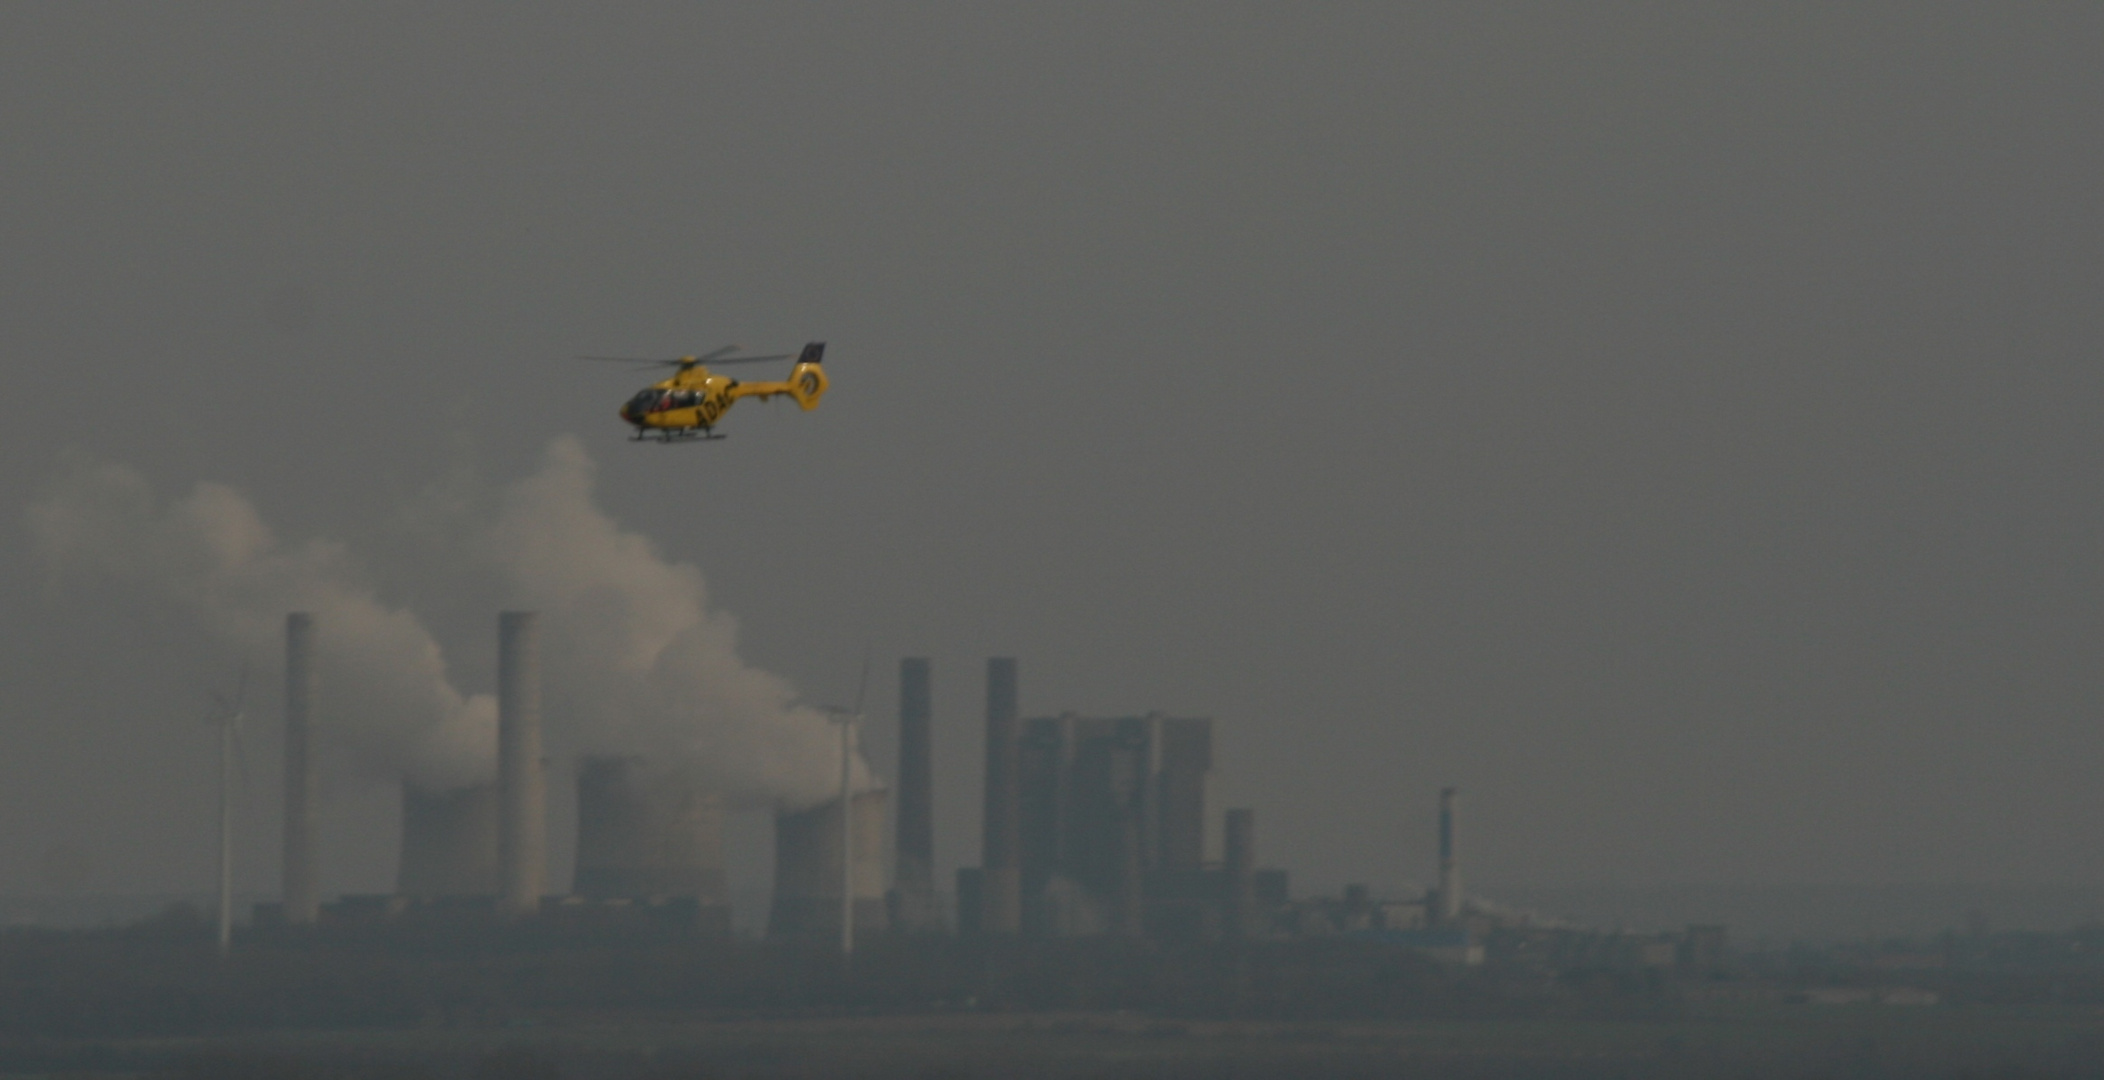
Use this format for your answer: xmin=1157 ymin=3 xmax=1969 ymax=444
xmin=634 ymin=429 xmax=726 ymax=444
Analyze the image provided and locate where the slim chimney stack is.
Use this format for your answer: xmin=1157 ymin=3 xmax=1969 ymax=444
xmin=892 ymin=658 xmax=937 ymax=931
xmin=981 ymin=657 xmax=1021 ymax=933
xmin=497 ymin=612 xmax=546 ymax=918
xmin=1436 ymin=786 xmax=1462 ymax=925
xmin=281 ymin=613 xmax=319 ymax=924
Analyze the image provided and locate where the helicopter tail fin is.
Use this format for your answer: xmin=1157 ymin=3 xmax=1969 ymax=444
xmin=786 ymin=342 xmax=828 ymax=410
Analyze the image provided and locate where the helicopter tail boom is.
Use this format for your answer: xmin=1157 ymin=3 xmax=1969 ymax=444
xmin=723 ymin=342 xmax=828 ymax=410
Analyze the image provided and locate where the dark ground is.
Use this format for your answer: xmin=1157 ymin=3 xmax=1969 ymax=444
xmin=14 ymin=1007 xmax=2104 ymax=1080
xmin=3 ymin=916 xmax=2102 ymax=1078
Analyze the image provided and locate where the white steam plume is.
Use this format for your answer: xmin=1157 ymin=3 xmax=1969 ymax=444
xmin=27 ymin=454 xmax=495 ymax=792
xmin=27 ymin=440 xmax=871 ymax=809
xmin=484 ymin=436 xmax=869 ymax=809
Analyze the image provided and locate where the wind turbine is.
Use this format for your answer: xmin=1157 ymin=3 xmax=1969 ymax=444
xmin=203 ymin=665 xmax=249 ymax=959
xmin=819 ymin=651 xmax=872 ymax=960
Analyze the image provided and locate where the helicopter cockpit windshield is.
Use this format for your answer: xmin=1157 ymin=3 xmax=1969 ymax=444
xmin=623 ymin=389 xmax=708 ymax=420
xmin=622 ymin=389 xmax=663 ymax=418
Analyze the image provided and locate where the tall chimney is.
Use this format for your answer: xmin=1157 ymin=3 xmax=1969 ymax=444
xmin=892 ymin=658 xmax=937 ymax=931
xmin=1436 ymin=786 xmax=1462 ymax=925
xmin=281 ymin=613 xmax=319 ymax=924
xmin=981 ymin=657 xmax=1021 ymax=934
xmin=497 ymin=612 xmax=546 ymax=918
xmin=1224 ymin=808 xmax=1256 ymax=939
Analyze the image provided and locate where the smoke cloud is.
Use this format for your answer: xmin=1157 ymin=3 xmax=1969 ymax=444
xmin=27 ymin=454 xmax=495 ymax=792
xmin=26 ymin=438 xmax=870 ymax=808
xmin=483 ymin=436 xmax=868 ymax=809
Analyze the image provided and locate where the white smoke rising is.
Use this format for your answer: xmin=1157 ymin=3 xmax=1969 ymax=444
xmin=484 ymin=436 xmax=869 ymax=808
xmin=27 ymin=454 xmax=496 ymax=792
xmin=26 ymin=439 xmax=870 ymax=808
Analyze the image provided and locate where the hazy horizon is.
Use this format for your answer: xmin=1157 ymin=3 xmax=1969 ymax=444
xmin=3 ymin=5 xmax=2103 ymax=913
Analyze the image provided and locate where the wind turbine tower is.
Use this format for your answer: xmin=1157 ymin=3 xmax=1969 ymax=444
xmin=205 ymin=667 xmax=249 ymax=958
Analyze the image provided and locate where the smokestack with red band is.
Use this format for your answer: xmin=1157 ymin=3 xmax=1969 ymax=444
xmin=981 ymin=657 xmax=1021 ymax=933
xmin=282 ymin=613 xmax=319 ymax=924
xmin=497 ymin=612 xmax=546 ymax=917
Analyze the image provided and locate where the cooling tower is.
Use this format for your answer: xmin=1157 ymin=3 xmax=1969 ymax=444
xmin=981 ymin=657 xmax=1021 ymax=933
xmin=282 ymin=612 xmax=319 ymax=925
xmin=397 ymin=781 xmax=499 ymax=899
xmin=892 ymin=658 xmax=938 ymax=932
xmin=768 ymin=789 xmax=889 ymax=939
xmin=497 ymin=612 xmax=546 ymax=917
xmin=572 ymin=756 xmax=726 ymax=903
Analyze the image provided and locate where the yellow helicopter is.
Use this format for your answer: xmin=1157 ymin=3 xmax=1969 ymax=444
xmin=586 ymin=342 xmax=829 ymax=443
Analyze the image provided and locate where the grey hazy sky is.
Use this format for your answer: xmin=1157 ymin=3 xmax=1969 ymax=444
xmin=2 ymin=4 xmax=2101 ymax=903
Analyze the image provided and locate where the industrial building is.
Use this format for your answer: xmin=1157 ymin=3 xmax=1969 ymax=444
xmin=960 ymin=658 xmax=1288 ymax=940
xmin=1014 ymin=713 xmax=1214 ymax=936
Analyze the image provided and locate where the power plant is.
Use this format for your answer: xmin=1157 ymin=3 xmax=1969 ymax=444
xmin=256 ymin=616 xmax=1476 ymax=950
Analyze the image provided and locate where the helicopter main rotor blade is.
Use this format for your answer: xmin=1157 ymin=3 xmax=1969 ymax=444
xmin=579 ymin=345 xmax=747 ymax=365
xmin=576 ymin=342 xmax=796 ymax=367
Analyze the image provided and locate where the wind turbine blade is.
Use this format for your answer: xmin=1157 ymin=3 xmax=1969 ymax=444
xmin=851 ymin=646 xmax=872 ymax=717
